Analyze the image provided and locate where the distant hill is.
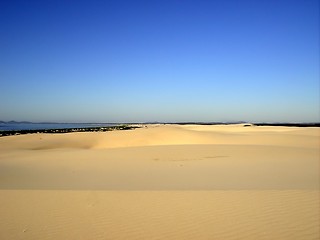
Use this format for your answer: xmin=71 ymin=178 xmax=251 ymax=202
xmin=0 ymin=121 xmax=33 ymax=124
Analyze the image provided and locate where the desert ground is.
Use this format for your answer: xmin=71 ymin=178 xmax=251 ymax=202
xmin=0 ymin=124 xmax=319 ymax=239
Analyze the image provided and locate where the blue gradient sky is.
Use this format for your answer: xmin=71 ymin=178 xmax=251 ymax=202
xmin=1 ymin=0 xmax=319 ymax=123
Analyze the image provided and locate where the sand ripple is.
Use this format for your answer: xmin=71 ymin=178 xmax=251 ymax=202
xmin=0 ymin=190 xmax=318 ymax=240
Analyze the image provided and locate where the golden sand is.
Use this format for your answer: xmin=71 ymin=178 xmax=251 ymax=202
xmin=0 ymin=124 xmax=319 ymax=239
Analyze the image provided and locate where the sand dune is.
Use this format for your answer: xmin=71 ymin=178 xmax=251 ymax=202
xmin=0 ymin=124 xmax=318 ymax=150
xmin=0 ymin=144 xmax=318 ymax=190
xmin=0 ymin=124 xmax=319 ymax=239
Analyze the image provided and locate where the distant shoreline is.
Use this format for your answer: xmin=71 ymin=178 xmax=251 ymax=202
xmin=1 ymin=121 xmax=319 ymax=127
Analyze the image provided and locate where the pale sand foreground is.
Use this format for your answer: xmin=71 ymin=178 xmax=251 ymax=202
xmin=0 ymin=124 xmax=319 ymax=239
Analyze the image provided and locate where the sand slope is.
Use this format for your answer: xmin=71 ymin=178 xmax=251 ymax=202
xmin=0 ymin=190 xmax=318 ymax=240
xmin=0 ymin=124 xmax=319 ymax=239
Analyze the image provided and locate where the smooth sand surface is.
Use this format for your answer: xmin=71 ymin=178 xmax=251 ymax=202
xmin=0 ymin=124 xmax=319 ymax=239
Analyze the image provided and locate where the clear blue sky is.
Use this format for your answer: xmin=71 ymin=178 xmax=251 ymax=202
xmin=0 ymin=0 xmax=319 ymax=123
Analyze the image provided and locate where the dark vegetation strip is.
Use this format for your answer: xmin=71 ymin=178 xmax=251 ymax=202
xmin=0 ymin=125 xmax=138 ymax=137
xmin=174 ymin=122 xmax=320 ymax=127
xmin=253 ymin=123 xmax=320 ymax=127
